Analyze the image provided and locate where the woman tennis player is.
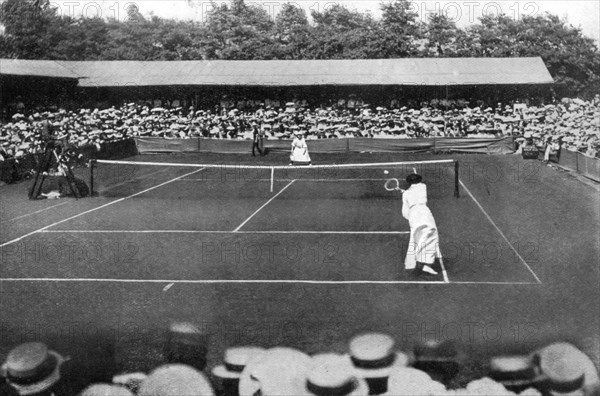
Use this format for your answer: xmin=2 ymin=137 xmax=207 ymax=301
xmin=387 ymin=173 xmax=441 ymax=275
xmin=289 ymin=131 xmax=311 ymax=166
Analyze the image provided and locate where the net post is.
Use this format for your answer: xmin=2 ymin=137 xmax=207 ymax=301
xmin=89 ymin=159 xmax=95 ymax=197
xmin=270 ymin=167 xmax=274 ymax=193
xmin=454 ymin=160 xmax=459 ymax=198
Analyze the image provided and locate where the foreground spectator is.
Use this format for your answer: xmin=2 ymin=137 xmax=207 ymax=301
xmin=78 ymin=383 xmax=134 ymax=396
xmin=211 ymin=346 xmax=265 ymax=395
xmin=163 ymin=322 xmax=208 ymax=371
xmin=298 ymin=353 xmax=369 ymax=395
xmin=0 ymin=342 xmax=68 ymax=396
xmin=2 ymin=336 xmax=598 ymax=396
xmin=238 ymin=347 xmax=311 ymax=396
xmin=137 ymin=364 xmax=214 ymax=396
xmin=348 ymin=333 xmax=410 ymax=394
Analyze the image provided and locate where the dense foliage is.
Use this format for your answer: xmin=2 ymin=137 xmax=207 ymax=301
xmin=1 ymin=0 xmax=598 ymax=96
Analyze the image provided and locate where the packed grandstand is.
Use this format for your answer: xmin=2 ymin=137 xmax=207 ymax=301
xmin=1 ymin=96 xmax=599 ymax=163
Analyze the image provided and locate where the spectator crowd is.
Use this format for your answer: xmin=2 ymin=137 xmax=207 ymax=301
xmin=1 ymin=323 xmax=599 ymax=396
xmin=1 ymin=96 xmax=599 ymax=163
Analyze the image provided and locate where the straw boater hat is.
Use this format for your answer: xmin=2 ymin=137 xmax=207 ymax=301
xmin=1 ymin=342 xmax=68 ymax=395
xmin=464 ymin=377 xmax=514 ymax=394
xmin=489 ymin=355 xmax=543 ymax=392
xmin=238 ymin=347 xmax=311 ymax=396
xmin=385 ymin=367 xmax=446 ymax=395
xmin=78 ymin=383 xmax=134 ymax=396
xmin=534 ymin=342 xmax=600 ymax=396
xmin=301 ymin=354 xmax=369 ymax=396
xmin=348 ymin=333 xmax=410 ymax=379
xmin=137 ymin=364 xmax=214 ymax=396
xmin=211 ymin=346 xmax=265 ymax=380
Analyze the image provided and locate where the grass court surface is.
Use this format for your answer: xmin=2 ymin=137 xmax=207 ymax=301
xmin=0 ymin=151 xmax=598 ymax=385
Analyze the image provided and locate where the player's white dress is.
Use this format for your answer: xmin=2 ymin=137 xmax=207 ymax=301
xmin=401 ymin=182 xmax=441 ymax=269
xmin=290 ymin=137 xmax=311 ymax=163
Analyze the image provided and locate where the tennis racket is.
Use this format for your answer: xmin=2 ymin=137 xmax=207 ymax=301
xmin=384 ymin=178 xmax=405 ymax=192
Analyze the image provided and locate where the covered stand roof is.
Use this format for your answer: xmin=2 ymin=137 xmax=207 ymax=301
xmin=0 ymin=59 xmax=79 ymax=79
xmin=1 ymin=57 xmax=553 ymax=87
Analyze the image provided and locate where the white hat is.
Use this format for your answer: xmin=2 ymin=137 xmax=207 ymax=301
xmin=464 ymin=377 xmax=514 ymax=395
xmin=138 ymin=364 xmax=214 ymax=396
xmin=238 ymin=347 xmax=311 ymax=396
xmin=78 ymin=383 xmax=134 ymax=396
xmin=348 ymin=333 xmax=410 ymax=379
xmin=385 ymin=367 xmax=446 ymax=395
xmin=1 ymin=342 xmax=67 ymax=396
xmin=489 ymin=355 xmax=542 ymax=391
xmin=303 ymin=354 xmax=369 ymax=396
xmin=211 ymin=346 xmax=265 ymax=379
xmin=535 ymin=342 xmax=599 ymax=396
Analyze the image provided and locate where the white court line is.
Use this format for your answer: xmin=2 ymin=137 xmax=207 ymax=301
xmin=459 ymin=179 xmax=542 ymax=284
xmin=233 ymin=180 xmax=296 ymax=232
xmin=295 ymin=179 xmax=392 ymax=182
xmin=41 ymin=230 xmax=410 ymax=235
xmin=1 ymin=201 xmax=70 ymax=223
xmin=0 ymin=168 xmax=205 ymax=248
xmin=0 ymin=277 xmax=538 ymax=285
xmin=0 ymin=278 xmax=540 ymax=285
xmin=449 ymin=281 xmax=541 ymax=285
xmin=437 ymin=245 xmax=450 ymax=283
xmin=0 ymin=278 xmax=448 ymax=284
xmin=177 ymin=178 xmax=392 ymax=182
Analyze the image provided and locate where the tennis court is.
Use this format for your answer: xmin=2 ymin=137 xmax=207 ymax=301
xmin=2 ymin=155 xmax=538 ymax=284
xmin=0 ymin=152 xmax=598 ymax=379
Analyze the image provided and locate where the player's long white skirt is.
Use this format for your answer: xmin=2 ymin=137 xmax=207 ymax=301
xmin=404 ymin=205 xmax=441 ymax=269
xmin=290 ymin=147 xmax=311 ymax=163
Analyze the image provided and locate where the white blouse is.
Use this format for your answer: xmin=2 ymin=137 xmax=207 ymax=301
xmin=402 ymin=183 xmax=428 ymax=220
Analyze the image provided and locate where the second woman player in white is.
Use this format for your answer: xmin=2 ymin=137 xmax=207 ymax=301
xmin=289 ymin=131 xmax=311 ymax=166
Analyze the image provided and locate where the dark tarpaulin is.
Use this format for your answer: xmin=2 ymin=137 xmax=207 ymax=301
xmin=578 ymin=154 xmax=600 ymax=182
xmin=135 ymin=136 xmax=515 ymax=155
xmin=559 ymin=150 xmax=600 ymax=182
xmin=134 ymin=138 xmax=199 ymax=153
xmin=350 ymin=139 xmax=434 ymax=153
xmin=265 ymin=139 xmax=349 ymax=153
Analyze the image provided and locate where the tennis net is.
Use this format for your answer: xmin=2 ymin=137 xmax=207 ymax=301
xmin=89 ymin=158 xmax=459 ymax=199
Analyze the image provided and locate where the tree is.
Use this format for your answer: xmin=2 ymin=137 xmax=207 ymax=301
xmin=423 ymin=13 xmax=458 ymax=57
xmin=309 ymin=4 xmax=385 ymax=59
xmin=125 ymin=3 xmax=145 ymax=23
xmin=48 ymin=17 xmax=109 ymax=60
xmin=1 ymin=0 xmax=598 ymax=97
xmin=380 ymin=0 xmax=422 ymax=57
xmin=466 ymin=14 xmax=519 ymax=57
xmin=274 ymin=3 xmax=311 ymax=59
xmin=513 ymin=14 xmax=600 ymax=96
xmin=466 ymin=13 xmax=600 ymax=96
xmin=0 ymin=0 xmax=61 ymax=58
xmin=201 ymin=0 xmax=276 ymax=60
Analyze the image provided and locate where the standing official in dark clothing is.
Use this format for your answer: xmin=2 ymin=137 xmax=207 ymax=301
xmin=252 ymin=126 xmax=263 ymax=156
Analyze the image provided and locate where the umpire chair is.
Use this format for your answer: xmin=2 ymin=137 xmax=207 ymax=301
xmin=28 ymin=137 xmax=83 ymax=200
